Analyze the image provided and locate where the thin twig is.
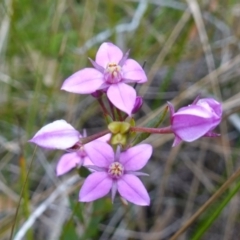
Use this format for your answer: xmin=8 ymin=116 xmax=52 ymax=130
xmin=74 ymin=0 xmax=148 ymax=54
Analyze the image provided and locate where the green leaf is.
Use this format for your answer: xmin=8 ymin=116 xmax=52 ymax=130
xmin=81 ymin=199 xmax=112 ymax=239
xmin=60 ymin=218 xmax=78 ymax=240
xmin=131 ymin=106 xmax=168 ymax=146
xmin=78 ymin=167 xmax=91 ymax=178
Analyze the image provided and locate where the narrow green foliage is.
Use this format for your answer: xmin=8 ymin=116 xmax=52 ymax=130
xmin=19 ymin=156 xmax=33 ymax=240
xmin=191 ymin=180 xmax=240 ymax=239
xmin=60 ymin=220 xmax=78 ymax=240
xmin=80 ymin=199 xmax=112 ymax=240
xmin=131 ymin=106 xmax=168 ymax=146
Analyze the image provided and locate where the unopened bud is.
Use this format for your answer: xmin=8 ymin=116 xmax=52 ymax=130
xmin=108 ymin=122 xmax=130 ymax=134
xmin=91 ymin=90 xmax=103 ymax=98
xmin=132 ymin=96 xmax=143 ymax=114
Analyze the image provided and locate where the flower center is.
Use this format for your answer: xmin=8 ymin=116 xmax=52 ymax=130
xmin=108 ymin=162 xmax=124 ymax=178
xmin=104 ymin=62 xmax=122 ymax=84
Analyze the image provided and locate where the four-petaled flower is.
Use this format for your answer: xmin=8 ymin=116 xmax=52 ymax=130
xmin=168 ymin=98 xmax=222 ymax=147
xmin=61 ymin=42 xmax=147 ymax=116
xmin=79 ymin=141 xmax=152 ymax=206
xmin=29 ymin=120 xmax=110 ymax=176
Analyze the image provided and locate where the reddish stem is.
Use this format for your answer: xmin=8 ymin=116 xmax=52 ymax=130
xmin=116 ymin=108 xmax=123 ymax=121
xmin=108 ymin=99 xmax=116 ymax=120
xmin=80 ymin=129 xmax=111 ymax=145
xmin=97 ymin=97 xmax=109 ymax=116
xmin=130 ymin=126 xmax=173 ymax=134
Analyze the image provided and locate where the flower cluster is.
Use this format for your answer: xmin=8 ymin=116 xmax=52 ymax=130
xmin=29 ymin=42 xmax=222 ymax=206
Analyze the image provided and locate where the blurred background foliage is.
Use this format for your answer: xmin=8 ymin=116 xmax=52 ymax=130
xmin=1 ymin=0 xmax=240 ymax=239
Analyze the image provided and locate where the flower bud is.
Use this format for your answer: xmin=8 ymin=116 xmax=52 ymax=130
xmin=91 ymin=90 xmax=103 ymax=98
xmin=168 ymin=98 xmax=222 ymax=147
xmin=108 ymin=122 xmax=130 ymax=134
xmin=132 ymin=96 xmax=143 ymax=114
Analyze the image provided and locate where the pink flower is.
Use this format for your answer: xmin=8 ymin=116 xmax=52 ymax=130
xmin=79 ymin=142 xmax=152 ymax=206
xmin=61 ymin=42 xmax=147 ymax=116
xmin=168 ymin=98 xmax=222 ymax=147
xmin=29 ymin=120 xmax=110 ymax=176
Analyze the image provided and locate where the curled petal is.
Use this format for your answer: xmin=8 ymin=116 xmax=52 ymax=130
xmin=119 ymin=144 xmax=152 ymax=171
xmin=84 ymin=141 xmax=114 ymax=167
xmin=122 ymin=59 xmax=147 ymax=83
xmin=107 ymin=83 xmax=136 ymax=116
xmin=95 ymin=42 xmax=123 ymax=68
xmin=61 ymin=68 xmax=104 ymax=94
xmin=79 ymin=172 xmax=112 ymax=202
xmin=56 ymin=152 xmax=82 ymax=176
xmin=29 ymin=120 xmax=80 ymax=149
xmin=117 ymin=174 xmax=150 ymax=206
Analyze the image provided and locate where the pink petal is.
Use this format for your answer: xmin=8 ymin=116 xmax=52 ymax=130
xmin=172 ymin=106 xmax=218 ymax=142
xmin=95 ymin=42 xmax=123 ymax=68
xmin=172 ymin=135 xmax=182 ymax=147
xmin=119 ymin=144 xmax=152 ymax=171
xmin=82 ymin=156 xmax=94 ymax=166
xmin=96 ymin=133 xmax=111 ymax=142
xmin=29 ymin=120 xmax=80 ymax=149
xmin=197 ymin=98 xmax=222 ymax=118
xmin=122 ymin=59 xmax=147 ymax=83
xmin=61 ymin=68 xmax=104 ymax=94
xmin=84 ymin=141 xmax=114 ymax=167
xmin=56 ymin=152 xmax=82 ymax=176
xmin=79 ymin=172 xmax=112 ymax=202
xmin=117 ymin=174 xmax=150 ymax=206
xmin=107 ymin=83 xmax=136 ymax=116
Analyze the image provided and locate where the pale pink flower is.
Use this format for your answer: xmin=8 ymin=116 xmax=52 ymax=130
xmin=168 ymin=98 xmax=222 ymax=146
xmin=29 ymin=120 xmax=110 ymax=176
xmin=79 ymin=142 xmax=152 ymax=206
xmin=61 ymin=42 xmax=147 ymax=115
